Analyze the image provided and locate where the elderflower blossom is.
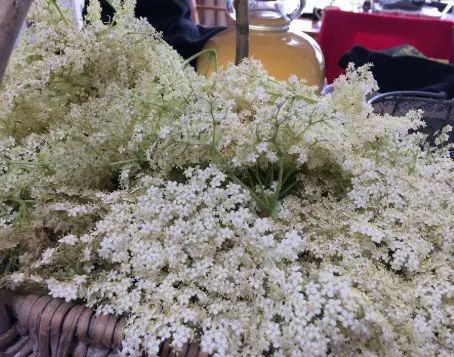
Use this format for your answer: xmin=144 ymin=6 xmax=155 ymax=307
xmin=27 ymin=167 xmax=377 ymax=356
xmin=0 ymin=1 xmax=453 ymax=356
xmin=58 ymin=234 xmax=79 ymax=246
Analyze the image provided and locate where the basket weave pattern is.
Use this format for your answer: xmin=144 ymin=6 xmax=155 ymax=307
xmin=0 ymin=294 xmax=207 ymax=357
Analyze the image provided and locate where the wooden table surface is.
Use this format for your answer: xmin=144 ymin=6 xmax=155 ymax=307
xmin=292 ymin=18 xmax=321 ymax=39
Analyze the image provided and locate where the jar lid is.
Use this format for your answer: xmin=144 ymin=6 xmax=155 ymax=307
xmin=226 ymin=0 xmax=306 ymax=31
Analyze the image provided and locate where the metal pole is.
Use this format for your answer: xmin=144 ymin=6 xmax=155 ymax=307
xmin=234 ymin=0 xmax=249 ymax=65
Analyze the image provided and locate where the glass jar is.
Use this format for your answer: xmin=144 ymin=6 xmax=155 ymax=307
xmin=197 ymin=0 xmax=325 ymax=89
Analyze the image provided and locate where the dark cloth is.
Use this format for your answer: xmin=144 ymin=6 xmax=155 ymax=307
xmin=379 ymin=0 xmax=422 ymax=11
xmin=83 ymin=0 xmax=225 ymax=60
xmin=339 ymin=45 xmax=454 ymax=98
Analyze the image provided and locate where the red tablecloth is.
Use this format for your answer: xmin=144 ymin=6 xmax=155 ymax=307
xmin=318 ymin=9 xmax=454 ymax=83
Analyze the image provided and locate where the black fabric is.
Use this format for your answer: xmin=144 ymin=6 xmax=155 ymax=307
xmin=379 ymin=0 xmax=422 ymax=11
xmin=339 ymin=45 xmax=454 ymax=99
xmin=83 ymin=0 xmax=225 ymax=60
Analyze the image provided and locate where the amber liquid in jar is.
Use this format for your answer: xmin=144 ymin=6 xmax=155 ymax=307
xmin=197 ymin=11 xmax=325 ymax=90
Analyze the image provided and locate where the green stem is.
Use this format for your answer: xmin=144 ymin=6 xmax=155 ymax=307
xmin=104 ymin=0 xmax=118 ymax=11
xmin=246 ymin=170 xmax=255 ymax=190
xmin=408 ymin=150 xmax=419 ymax=175
xmin=282 ymin=166 xmax=295 ymax=185
xmin=252 ymin=166 xmax=263 ymax=188
xmin=6 ymin=160 xmax=39 ymax=166
xmin=198 ymin=52 xmax=213 ymax=75
xmin=0 ymin=196 xmax=35 ymax=205
xmin=50 ymin=0 xmax=69 ymax=25
xmin=265 ymin=91 xmax=319 ymax=105
xmin=270 ymin=100 xmax=288 ymax=141
xmin=279 ymin=180 xmax=298 ymax=198
xmin=267 ymin=164 xmax=274 ymax=188
xmin=207 ymin=101 xmax=282 ymax=216
xmin=391 ymin=142 xmax=400 ymax=167
xmin=183 ymin=49 xmax=219 ymax=72
xmin=211 ymin=145 xmax=273 ymax=215
xmin=107 ymin=158 xmax=138 ymax=167
xmin=228 ymin=173 xmax=272 ymax=214
xmin=252 ymin=166 xmax=267 ymax=200
xmin=271 ymin=154 xmax=285 ymax=210
xmin=131 ymin=94 xmax=161 ymax=108
xmin=292 ymin=94 xmax=319 ymax=104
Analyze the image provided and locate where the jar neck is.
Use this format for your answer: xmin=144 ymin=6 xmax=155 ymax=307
xmin=248 ymin=13 xmax=290 ymax=32
xmin=249 ymin=23 xmax=289 ymax=31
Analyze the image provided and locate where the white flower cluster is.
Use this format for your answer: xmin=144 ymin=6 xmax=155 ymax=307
xmin=29 ymin=167 xmax=377 ymax=356
xmin=0 ymin=0 xmax=194 ymax=247
xmin=1 ymin=1 xmax=453 ymax=356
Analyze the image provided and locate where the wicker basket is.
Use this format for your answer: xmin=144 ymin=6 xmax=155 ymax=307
xmin=0 ymin=294 xmax=207 ymax=357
